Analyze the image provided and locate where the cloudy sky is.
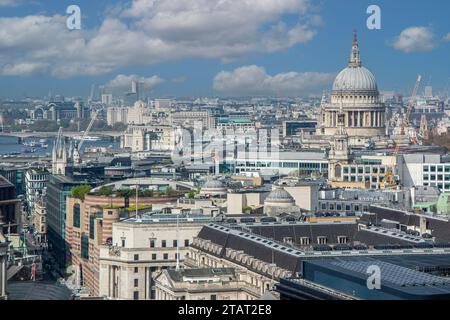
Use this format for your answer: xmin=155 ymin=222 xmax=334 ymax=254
xmin=0 ymin=0 xmax=449 ymax=98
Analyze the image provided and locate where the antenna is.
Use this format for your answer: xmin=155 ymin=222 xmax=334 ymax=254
xmin=135 ymin=180 xmax=139 ymax=219
xmin=176 ymin=213 xmax=180 ymax=270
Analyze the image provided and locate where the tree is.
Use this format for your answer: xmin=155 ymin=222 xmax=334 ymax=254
xmin=71 ymin=185 xmax=93 ymax=201
xmin=98 ymin=186 xmax=114 ymax=196
xmin=243 ymin=205 xmax=253 ymax=214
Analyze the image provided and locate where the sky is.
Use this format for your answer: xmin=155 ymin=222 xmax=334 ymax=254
xmin=0 ymin=0 xmax=449 ymax=99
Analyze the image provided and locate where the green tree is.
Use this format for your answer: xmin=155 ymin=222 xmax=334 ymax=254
xmin=98 ymin=186 xmax=114 ymax=196
xmin=71 ymin=185 xmax=93 ymax=201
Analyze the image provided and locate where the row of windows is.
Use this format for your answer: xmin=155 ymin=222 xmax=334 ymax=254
xmin=320 ymin=202 xmax=368 ymax=212
xmin=308 ymin=236 xmax=348 ymax=245
xmin=343 ymin=166 xmax=389 ymax=174
xmin=133 ymin=253 xmax=180 ymax=261
xmin=343 ymin=175 xmax=389 ymax=183
xmin=423 ymin=174 xmax=450 ymax=182
xmin=121 ymin=239 xmax=190 ymax=248
xmin=423 ymin=182 xmax=450 ymax=190
xmin=236 ymin=161 xmax=327 ymax=169
xmin=423 ymin=165 xmax=450 ymax=173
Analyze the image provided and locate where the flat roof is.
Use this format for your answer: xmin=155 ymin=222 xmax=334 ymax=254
xmin=304 ymin=255 xmax=450 ymax=296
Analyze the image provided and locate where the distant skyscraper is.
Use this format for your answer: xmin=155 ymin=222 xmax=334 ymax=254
xmin=102 ymin=94 xmax=113 ymax=106
xmin=424 ymin=86 xmax=433 ymax=98
xmin=131 ymin=80 xmax=138 ymax=95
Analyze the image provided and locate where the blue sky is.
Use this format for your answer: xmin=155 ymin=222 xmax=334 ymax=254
xmin=0 ymin=0 xmax=449 ymax=98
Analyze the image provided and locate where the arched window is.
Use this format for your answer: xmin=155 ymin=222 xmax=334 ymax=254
xmin=335 ymin=164 xmax=342 ymax=179
xmin=73 ymin=203 xmax=81 ymax=228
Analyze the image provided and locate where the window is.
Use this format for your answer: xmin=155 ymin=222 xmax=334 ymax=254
xmin=89 ymin=215 xmax=96 ymax=240
xmin=184 ymin=239 xmax=189 ymax=247
xmin=81 ymin=234 xmax=89 ymax=260
xmin=134 ymin=279 xmax=139 ymax=287
xmin=152 ymin=254 xmax=157 ymax=260
xmin=73 ymin=204 xmax=81 ymax=228
xmin=121 ymin=238 xmax=126 ymax=247
xmin=150 ymin=239 xmax=155 ymax=248
xmin=163 ymin=253 xmax=168 ymax=260
xmin=300 ymin=237 xmax=310 ymax=245
xmin=211 ymin=295 xmax=217 ymax=300
xmin=134 ymin=267 xmax=139 ymax=273
xmin=317 ymin=236 xmax=327 ymax=244
xmin=133 ymin=291 xmax=139 ymax=300
xmin=162 ymin=240 xmax=166 ymax=248
xmin=134 ymin=254 xmax=139 ymax=261
xmin=173 ymin=240 xmax=178 ymax=248
xmin=338 ymin=236 xmax=347 ymax=244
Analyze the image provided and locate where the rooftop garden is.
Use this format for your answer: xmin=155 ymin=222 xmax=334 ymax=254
xmin=70 ymin=185 xmax=93 ymax=201
xmin=91 ymin=185 xmax=181 ymax=198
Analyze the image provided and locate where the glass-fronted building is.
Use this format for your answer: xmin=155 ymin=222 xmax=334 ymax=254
xmin=46 ymin=175 xmax=87 ymax=268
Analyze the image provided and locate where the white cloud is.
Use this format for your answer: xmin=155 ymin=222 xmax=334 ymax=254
xmin=391 ymin=27 xmax=437 ymax=53
xmin=0 ymin=0 xmax=21 ymax=7
xmin=1 ymin=62 xmax=48 ymax=76
xmin=445 ymin=33 xmax=450 ymax=42
xmin=0 ymin=0 xmax=319 ymax=78
xmin=107 ymin=74 xmax=165 ymax=90
xmin=213 ymin=65 xmax=335 ymax=96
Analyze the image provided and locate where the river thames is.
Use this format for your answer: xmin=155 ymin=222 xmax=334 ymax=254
xmin=0 ymin=136 xmax=119 ymax=156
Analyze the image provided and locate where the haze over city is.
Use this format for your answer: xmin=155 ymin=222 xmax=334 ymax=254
xmin=0 ymin=0 xmax=449 ymax=98
xmin=1 ymin=0 xmax=450 ymax=306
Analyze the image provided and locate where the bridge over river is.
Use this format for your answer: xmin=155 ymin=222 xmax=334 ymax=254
xmin=0 ymin=131 xmax=123 ymax=138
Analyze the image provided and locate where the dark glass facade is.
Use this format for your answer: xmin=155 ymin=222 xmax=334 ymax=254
xmin=46 ymin=175 xmax=86 ymax=268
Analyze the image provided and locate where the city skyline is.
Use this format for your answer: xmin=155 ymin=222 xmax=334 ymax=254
xmin=0 ymin=0 xmax=449 ymax=98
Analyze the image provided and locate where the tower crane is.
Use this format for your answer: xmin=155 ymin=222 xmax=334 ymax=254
xmin=382 ymin=75 xmax=421 ymax=189
xmin=400 ymin=75 xmax=422 ymax=136
xmin=77 ymin=110 xmax=98 ymax=150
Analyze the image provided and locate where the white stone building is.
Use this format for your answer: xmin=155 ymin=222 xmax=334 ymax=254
xmin=98 ymin=213 xmax=214 ymax=300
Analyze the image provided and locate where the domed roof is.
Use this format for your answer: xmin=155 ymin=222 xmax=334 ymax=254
xmin=266 ymin=188 xmax=294 ymax=202
xmin=332 ymin=66 xmax=378 ymax=94
xmin=202 ymin=179 xmax=225 ymax=190
xmin=332 ymin=31 xmax=378 ymax=95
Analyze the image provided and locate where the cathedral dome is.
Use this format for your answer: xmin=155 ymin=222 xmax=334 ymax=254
xmin=200 ymin=178 xmax=227 ymax=196
xmin=202 ymin=179 xmax=224 ymax=189
xmin=265 ymin=188 xmax=295 ymax=204
xmin=332 ymin=66 xmax=378 ymax=94
xmin=332 ymin=31 xmax=378 ymax=95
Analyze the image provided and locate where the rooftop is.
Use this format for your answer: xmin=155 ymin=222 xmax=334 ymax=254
xmin=166 ymin=268 xmax=236 ymax=282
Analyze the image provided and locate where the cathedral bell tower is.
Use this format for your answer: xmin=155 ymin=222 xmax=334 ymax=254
xmin=52 ymin=138 xmax=68 ymax=175
xmin=329 ymin=103 xmax=350 ymax=180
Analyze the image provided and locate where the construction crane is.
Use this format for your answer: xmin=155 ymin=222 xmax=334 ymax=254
xmin=77 ymin=111 xmax=98 ymax=150
xmin=400 ymin=74 xmax=422 ymax=136
xmin=383 ymin=72 xmax=421 ymax=189
xmin=381 ymin=142 xmax=400 ymax=190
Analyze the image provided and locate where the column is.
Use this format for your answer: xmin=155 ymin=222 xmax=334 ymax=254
xmin=0 ymin=255 xmax=5 ymax=298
